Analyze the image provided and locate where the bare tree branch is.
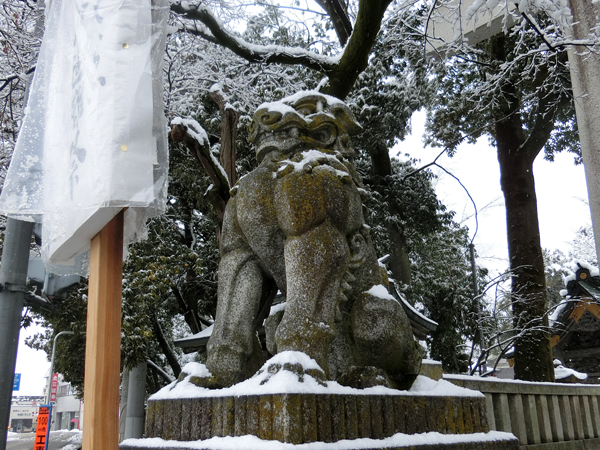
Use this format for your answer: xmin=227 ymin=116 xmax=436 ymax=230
xmin=314 ymin=0 xmax=353 ymax=46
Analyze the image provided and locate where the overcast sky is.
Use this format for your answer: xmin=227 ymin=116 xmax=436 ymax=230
xmin=401 ymin=110 xmax=591 ymax=277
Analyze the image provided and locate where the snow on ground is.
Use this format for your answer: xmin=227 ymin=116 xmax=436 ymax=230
xmin=6 ymin=431 xmax=18 ymax=441
xmin=122 ymin=431 xmax=515 ymax=449
xmin=150 ymin=351 xmax=482 ymax=401
xmin=59 ymin=429 xmax=82 ymax=449
xmin=6 ymin=430 xmax=82 ymax=449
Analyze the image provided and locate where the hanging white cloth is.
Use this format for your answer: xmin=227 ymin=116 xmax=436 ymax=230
xmin=0 ymin=0 xmax=169 ymax=273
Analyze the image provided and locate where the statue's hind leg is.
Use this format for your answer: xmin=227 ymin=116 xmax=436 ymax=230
xmin=349 ymin=287 xmax=423 ymax=389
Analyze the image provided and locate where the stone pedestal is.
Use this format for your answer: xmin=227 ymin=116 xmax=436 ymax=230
xmin=120 ymin=392 xmax=519 ymax=450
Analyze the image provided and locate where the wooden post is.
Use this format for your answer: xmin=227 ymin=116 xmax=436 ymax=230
xmin=82 ymin=210 xmax=124 ymax=450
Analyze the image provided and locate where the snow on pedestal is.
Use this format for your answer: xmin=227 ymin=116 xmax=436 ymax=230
xmin=119 ymin=352 xmax=519 ymax=450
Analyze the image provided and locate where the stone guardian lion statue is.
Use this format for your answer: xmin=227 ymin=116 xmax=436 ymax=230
xmin=205 ymin=91 xmax=422 ymax=389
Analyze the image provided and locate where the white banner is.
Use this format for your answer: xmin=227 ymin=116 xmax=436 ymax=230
xmin=0 ymin=0 xmax=169 ymax=271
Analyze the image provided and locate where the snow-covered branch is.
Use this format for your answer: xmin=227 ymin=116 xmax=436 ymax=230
xmin=169 ymin=2 xmax=339 ymax=73
xmin=170 ymin=117 xmax=230 ymax=226
xmin=169 ymin=0 xmax=395 ymax=99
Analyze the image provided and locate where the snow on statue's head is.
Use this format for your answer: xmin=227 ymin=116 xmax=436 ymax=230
xmin=249 ymin=91 xmax=363 ymax=163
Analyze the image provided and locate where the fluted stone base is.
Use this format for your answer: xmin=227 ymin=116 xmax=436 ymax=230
xmin=120 ymin=438 xmax=518 ymax=450
xmin=144 ymin=394 xmax=490 ymax=444
xmin=119 ymin=392 xmax=518 ymax=449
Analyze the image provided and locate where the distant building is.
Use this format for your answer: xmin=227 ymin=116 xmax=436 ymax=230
xmin=551 ymin=264 xmax=600 ymax=383
xmin=42 ymin=372 xmax=84 ymax=431
xmin=9 ymin=396 xmax=44 ymax=432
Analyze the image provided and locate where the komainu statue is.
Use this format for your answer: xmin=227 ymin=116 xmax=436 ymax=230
xmin=206 ymin=91 xmax=422 ymax=388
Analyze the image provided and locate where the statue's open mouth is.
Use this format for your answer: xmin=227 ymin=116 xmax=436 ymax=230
xmin=250 ymin=91 xmax=363 ymax=163
xmin=254 ymin=121 xmax=341 ymax=162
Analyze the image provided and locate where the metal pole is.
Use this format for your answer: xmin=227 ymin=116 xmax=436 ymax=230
xmin=0 ymin=218 xmax=34 ymax=450
xmin=118 ymin=369 xmax=130 ymax=442
xmin=124 ymin=362 xmax=147 ymax=440
xmin=45 ymin=331 xmax=75 ymax=405
xmin=469 ymin=243 xmax=485 ymax=372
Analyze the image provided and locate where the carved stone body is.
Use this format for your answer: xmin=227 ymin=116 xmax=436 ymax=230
xmin=206 ymin=92 xmax=421 ymax=388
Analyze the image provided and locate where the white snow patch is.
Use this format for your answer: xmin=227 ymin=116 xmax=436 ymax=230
xmin=150 ymin=352 xmax=482 ymax=401
xmin=409 ymin=375 xmax=484 ymax=397
xmin=549 ymin=299 xmax=568 ymax=325
xmin=555 ymin=365 xmax=588 ymax=381
xmin=422 ymin=359 xmax=442 ymax=366
xmin=6 ymin=432 xmax=18 ymax=441
xmin=170 ymin=117 xmax=229 ymax=188
xmin=122 ymin=431 xmax=515 ymax=449
xmin=181 ymin=361 xmax=213 ymax=378
xmin=171 ymin=117 xmax=209 ymax=147
xmin=258 ymin=90 xmax=344 ymax=114
xmin=269 ymin=302 xmax=286 ymax=315
xmin=366 ymin=284 xmax=396 ymax=301
xmin=445 ymin=373 xmax=592 ymax=387
xmin=278 ymin=150 xmax=349 ymax=180
xmin=562 ymin=260 xmax=600 ymax=287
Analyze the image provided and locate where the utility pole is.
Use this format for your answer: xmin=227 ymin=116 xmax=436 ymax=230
xmin=0 ymin=218 xmax=33 ymax=450
xmin=566 ymin=0 xmax=600 ymax=263
xmin=45 ymin=331 xmax=76 ymax=405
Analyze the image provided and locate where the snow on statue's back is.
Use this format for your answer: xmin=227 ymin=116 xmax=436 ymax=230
xmin=0 ymin=0 xmax=169 ymax=273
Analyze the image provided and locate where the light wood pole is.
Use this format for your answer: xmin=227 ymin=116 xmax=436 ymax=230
xmin=82 ymin=210 xmax=124 ymax=450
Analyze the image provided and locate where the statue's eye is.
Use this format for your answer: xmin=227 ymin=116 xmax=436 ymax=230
xmin=297 ymin=106 xmax=315 ymax=116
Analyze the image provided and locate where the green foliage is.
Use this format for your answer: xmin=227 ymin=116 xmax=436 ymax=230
xmin=543 ymin=248 xmax=570 ymax=308
xmin=120 ymin=136 xmax=221 ymax=383
xmin=359 ymin=158 xmax=445 ymax=250
xmin=25 ymin=282 xmax=88 ymax=397
xmin=349 ymin=5 xmax=432 ymax=156
xmin=425 ymin=15 xmax=579 ymax=161
xmin=359 ymin=157 xmax=485 ymax=372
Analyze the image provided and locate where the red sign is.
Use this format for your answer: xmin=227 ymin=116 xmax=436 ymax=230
xmin=34 ymin=404 xmax=52 ymax=450
xmin=49 ymin=374 xmax=59 ymax=402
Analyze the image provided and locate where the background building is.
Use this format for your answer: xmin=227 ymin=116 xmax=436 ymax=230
xmin=9 ymin=396 xmax=44 ymax=432
xmin=42 ymin=372 xmax=83 ymax=431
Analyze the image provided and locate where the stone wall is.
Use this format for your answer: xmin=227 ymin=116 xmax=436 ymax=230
xmin=445 ymin=375 xmax=600 ymax=448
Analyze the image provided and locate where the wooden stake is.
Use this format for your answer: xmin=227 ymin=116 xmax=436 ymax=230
xmin=82 ymin=210 xmax=124 ymax=450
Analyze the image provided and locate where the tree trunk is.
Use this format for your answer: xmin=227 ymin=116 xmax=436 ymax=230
xmin=496 ymin=138 xmax=554 ymax=382
xmin=492 ymin=33 xmax=554 ymax=382
xmin=172 ymin=286 xmax=201 ymax=335
xmin=152 ymin=316 xmax=182 ymax=378
xmin=369 ymin=141 xmax=411 ymax=285
xmin=209 ymin=86 xmax=238 ymax=186
xmin=314 ymin=0 xmax=352 ymax=46
xmin=322 ymin=0 xmax=392 ymax=100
